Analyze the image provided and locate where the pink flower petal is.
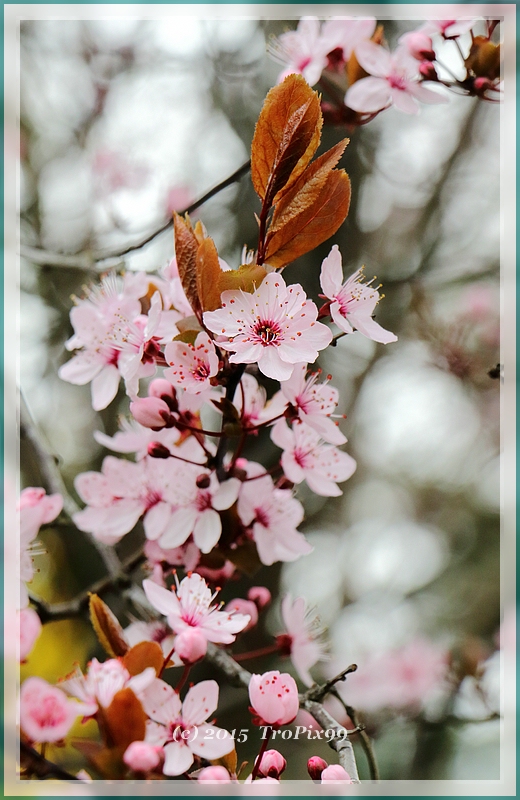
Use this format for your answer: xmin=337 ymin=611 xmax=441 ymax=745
xmin=182 ymin=680 xmax=218 ymax=726
xmin=346 ymin=76 xmax=392 ymax=113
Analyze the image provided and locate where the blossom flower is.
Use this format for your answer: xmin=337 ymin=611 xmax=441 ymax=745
xmin=164 ymin=332 xmax=219 ymax=394
xmin=279 ymin=594 xmax=328 ymax=687
xmin=249 ymin=670 xmax=299 ymax=726
xmin=58 ymin=275 xmax=142 ymax=410
xmin=142 ymin=679 xmax=234 ymax=776
xmin=95 ymin=416 xmax=181 ymax=460
xmin=277 ymin=363 xmax=346 ymax=445
xmin=198 ymin=765 xmax=233 ymax=782
xmin=157 ymin=471 xmax=240 ymax=554
xmin=237 ymin=464 xmax=312 ymax=566
xmin=142 ymin=572 xmax=250 ymax=645
xmin=421 ymin=19 xmax=476 ymax=39
xmin=123 ymin=740 xmax=162 ymax=772
xmin=270 ymin=17 xmax=335 ymax=85
xmin=346 ymin=42 xmax=448 ymax=114
xmin=19 ymin=488 xmax=63 ymax=608
xmin=224 ymin=598 xmax=259 ymax=631
xmin=398 ymin=30 xmax=435 ymax=61
xmin=19 ymin=607 xmax=42 ymax=661
xmin=321 ymin=17 xmax=376 ymax=62
xmin=271 ymin=420 xmax=356 ymax=497
xmin=60 ymin=657 xmax=156 ymax=716
xmin=233 ymin=373 xmax=274 ymax=429
xmin=73 ymin=454 xmax=196 ymax=545
xmin=320 ymin=245 xmax=398 ymax=344
xmin=20 ymin=677 xmax=90 ymax=743
xmin=321 ymin=764 xmax=353 ymax=783
xmin=124 ymin=619 xmax=178 ymax=661
xmin=203 ymin=273 xmax=332 ymax=381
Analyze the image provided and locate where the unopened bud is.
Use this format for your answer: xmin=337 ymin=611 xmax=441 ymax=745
xmin=419 ymin=61 xmax=438 ymax=80
xmin=149 ymin=378 xmax=178 ymax=410
xmin=258 ymin=749 xmax=287 ymax=779
xmin=147 ymin=442 xmax=171 ymax=459
xmin=473 ymin=76 xmax=493 ymax=93
xmin=174 ymin=627 xmax=207 ymax=664
xmin=130 ymin=397 xmax=171 ymax=429
xmin=321 ymin=764 xmax=353 ymax=783
xmin=248 ymin=586 xmax=271 ymax=609
xmin=123 ymin=741 xmax=161 ymax=772
xmin=224 ymin=599 xmax=258 ymax=631
xmin=307 ymin=756 xmax=328 ymax=780
xmin=195 ymin=474 xmax=211 ymax=489
xmin=198 ymin=765 xmax=232 ymax=783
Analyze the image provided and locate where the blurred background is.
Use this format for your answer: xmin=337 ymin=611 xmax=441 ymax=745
xmin=18 ymin=17 xmax=505 ymax=782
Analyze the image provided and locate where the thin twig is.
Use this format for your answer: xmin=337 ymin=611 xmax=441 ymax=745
xmin=304 ymin=664 xmax=358 ymax=701
xmin=20 ymin=741 xmax=79 ymax=781
xmin=332 ymin=690 xmax=380 ymax=782
xmin=20 ymin=160 xmax=252 ymax=271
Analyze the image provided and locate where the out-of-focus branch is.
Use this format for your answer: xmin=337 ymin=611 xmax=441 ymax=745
xmin=20 ymin=160 xmax=252 ymax=271
xmin=332 ymin=689 xmax=380 ymax=782
xmin=19 ymin=391 xmax=121 ymax=579
xmin=29 ymin=547 xmax=145 ymax=623
xmin=205 ymin=644 xmax=361 ymax=782
xmin=20 ymin=741 xmax=79 ymax=781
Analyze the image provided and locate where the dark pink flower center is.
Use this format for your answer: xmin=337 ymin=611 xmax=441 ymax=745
xmin=255 ymin=507 xmax=270 ymax=528
xmin=252 ymin=320 xmax=282 ymax=346
xmin=388 ymin=73 xmax=407 ymax=91
xmin=196 ymin=491 xmax=213 ymax=512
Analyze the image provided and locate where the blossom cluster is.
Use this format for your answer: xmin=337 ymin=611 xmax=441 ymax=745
xmin=269 ymin=16 xmax=501 ymax=122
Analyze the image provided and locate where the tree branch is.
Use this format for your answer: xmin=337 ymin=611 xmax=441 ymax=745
xmin=205 ymin=644 xmax=361 ymax=783
xmin=20 ymin=741 xmax=79 ymax=781
xmin=303 ymin=664 xmax=358 ymax=701
xmin=20 ymin=160 xmax=252 ymax=271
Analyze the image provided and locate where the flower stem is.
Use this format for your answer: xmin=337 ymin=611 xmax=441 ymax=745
xmin=175 ymin=664 xmax=191 ymax=694
xmin=234 ymin=642 xmax=280 ymax=662
xmin=251 ymin=726 xmax=272 ymax=780
xmin=159 ymin=645 xmax=177 ymax=678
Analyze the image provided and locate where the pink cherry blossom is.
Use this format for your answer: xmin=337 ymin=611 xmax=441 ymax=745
xmin=320 ymin=245 xmax=398 ymax=344
xmin=234 ymin=373 xmax=273 ymax=429
xmin=278 ymin=363 xmax=346 ymax=445
xmin=60 ymin=657 xmax=156 ymax=716
xmin=203 ymin=273 xmax=332 ymax=381
xmin=421 ymin=19 xmax=476 ymax=39
xmin=321 ymin=17 xmax=377 ymax=62
xmin=270 ymin=17 xmax=333 ymax=86
xmin=258 ymin=749 xmax=287 ymax=779
xmin=174 ymin=627 xmax=208 ymax=664
xmin=73 ymin=453 xmax=201 ymax=546
xmin=94 ymin=416 xmax=181 ymax=460
xmin=249 ymin=670 xmax=299 ymax=726
xmin=346 ymin=41 xmax=448 ymax=114
xmin=321 ymin=764 xmax=353 ymax=783
xmin=123 ymin=740 xmax=162 ymax=772
xmin=58 ymin=275 xmax=142 ymax=410
xmin=335 ymin=638 xmax=449 ymax=714
xmin=157 ymin=471 xmax=240 ymax=554
xmin=398 ymin=30 xmax=435 ymax=61
xmin=20 ymin=677 xmax=89 ymax=743
xmin=271 ymin=420 xmax=356 ymax=497
xmin=19 ymin=488 xmax=63 ymax=608
xmin=237 ymin=463 xmax=312 ymax=566
xmin=142 ymin=678 xmax=234 ymax=776
xmin=224 ymin=598 xmax=259 ymax=631
xmin=164 ymin=332 xmax=219 ymax=394
xmin=143 ymin=572 xmax=250 ymax=645
xmin=19 ymin=607 xmax=42 ymax=661
xmin=198 ymin=765 xmax=233 ymax=782
xmin=279 ymin=594 xmax=328 ymax=687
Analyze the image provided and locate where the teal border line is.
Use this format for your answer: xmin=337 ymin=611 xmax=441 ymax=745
xmin=3 ymin=1 xmax=516 ymax=799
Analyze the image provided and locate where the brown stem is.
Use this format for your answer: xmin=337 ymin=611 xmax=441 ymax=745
xmin=20 ymin=741 xmax=80 ymax=781
xmin=250 ymin=727 xmax=272 ymax=780
xmin=175 ymin=664 xmax=191 ymax=694
xmin=233 ymin=642 xmax=280 ymax=662
xmin=304 ymin=663 xmax=358 ymax=701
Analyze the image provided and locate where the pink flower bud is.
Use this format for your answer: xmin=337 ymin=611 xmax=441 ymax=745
xmin=123 ymin=740 xmax=161 ymax=772
xmin=224 ymin=599 xmax=258 ymax=631
xmin=248 ymin=586 xmax=271 ymax=609
xmin=474 ymin=76 xmax=493 ymax=92
xmin=197 ymin=765 xmax=232 ymax=783
xmin=149 ymin=378 xmax=177 ymax=409
xmin=400 ymin=31 xmax=435 ymax=61
xmin=321 ymin=764 xmax=353 ymax=783
xmin=174 ymin=627 xmax=208 ymax=664
xmin=248 ymin=670 xmax=299 ymax=727
xmin=258 ymin=749 xmax=287 ymax=779
xmin=147 ymin=442 xmax=171 ymax=459
xmin=20 ymin=607 xmax=42 ymax=661
xmin=307 ymin=756 xmax=328 ymax=780
xmin=130 ymin=397 xmax=171 ymax=429
xmin=419 ymin=61 xmax=438 ymax=81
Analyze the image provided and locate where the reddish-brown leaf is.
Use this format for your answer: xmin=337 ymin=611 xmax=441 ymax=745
xmin=251 ymin=74 xmax=322 ymax=206
xmin=196 ymin=237 xmax=224 ymax=313
xmin=268 ymin=139 xmax=349 ymax=241
xmin=173 ymin=213 xmax=200 ymax=317
xmin=122 ymin=641 xmax=165 ymax=677
xmin=103 ymin=688 xmax=147 ymax=750
xmin=264 ymin=171 xmax=351 ymax=269
xmin=89 ymin=594 xmax=129 ymax=658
